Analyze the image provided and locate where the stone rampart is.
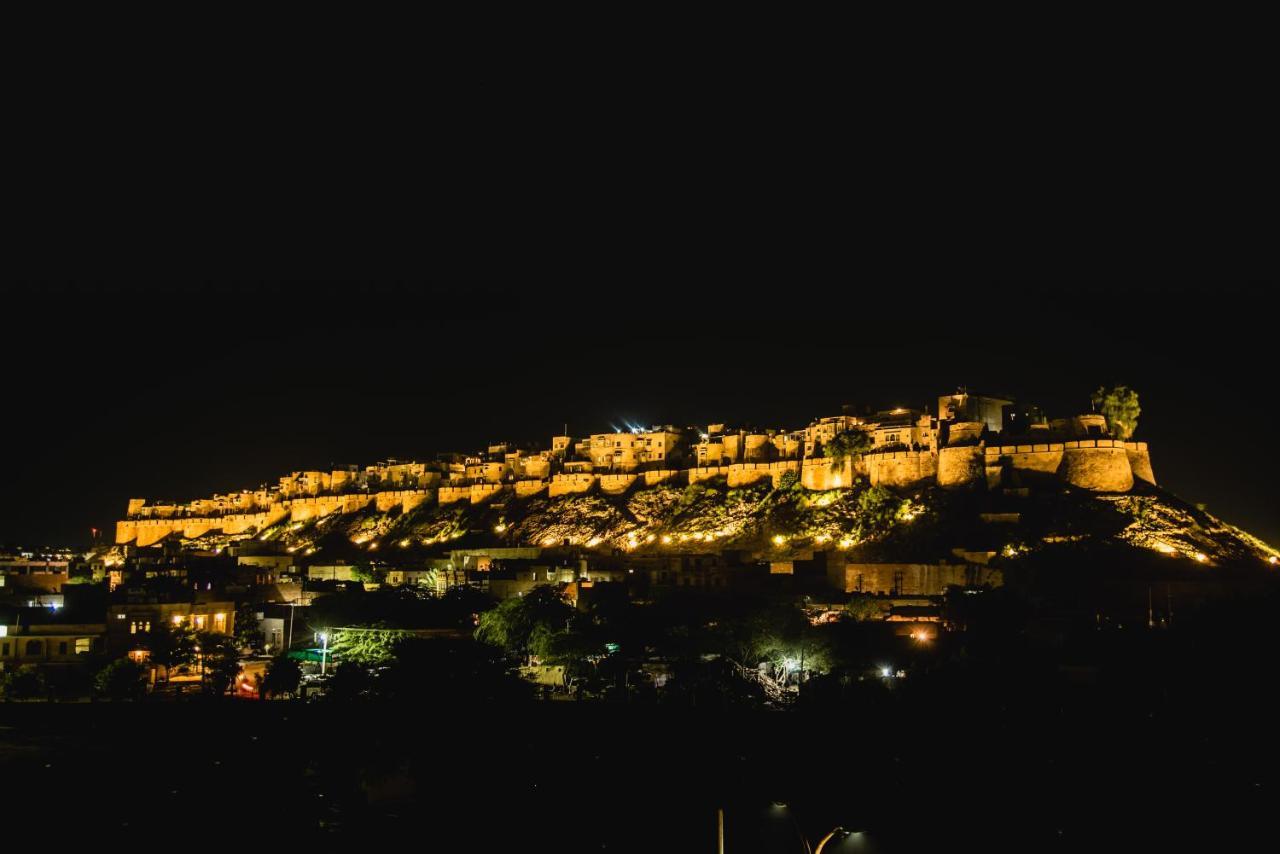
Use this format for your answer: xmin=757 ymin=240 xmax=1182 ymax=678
xmin=515 ymin=479 xmax=548 ymax=498
xmin=470 ymin=483 xmax=503 ymax=504
xmin=801 ymin=458 xmax=854 ymax=491
xmin=1060 ymin=442 xmax=1133 ymax=491
xmin=937 ymin=446 xmax=985 ymax=488
xmin=549 ymin=473 xmax=597 ymax=498
xmin=865 ymin=450 xmax=937 ymax=487
xmin=1125 ymin=441 xmax=1156 ymax=485
xmin=438 ymin=486 xmax=470 ymax=505
xmin=600 ymin=474 xmax=638 ymax=495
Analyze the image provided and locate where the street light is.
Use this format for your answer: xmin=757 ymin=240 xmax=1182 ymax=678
xmin=319 ymin=632 xmax=329 ymax=677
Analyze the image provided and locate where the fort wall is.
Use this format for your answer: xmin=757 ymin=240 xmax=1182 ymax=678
xmin=438 ymin=486 xmax=470 ymax=505
xmin=642 ymin=469 xmax=682 ymax=487
xmin=937 ymin=446 xmax=985 ymax=488
xmin=116 ymin=432 xmax=1158 ymax=543
xmin=1126 ymin=442 xmax=1156 ymax=485
xmin=801 ymin=458 xmax=854 ymax=491
xmin=515 ymin=479 xmax=548 ymax=498
xmin=1060 ymin=442 xmax=1133 ymax=491
xmin=865 ymin=451 xmax=937 ymax=488
xmin=830 ymin=562 xmax=1004 ymax=595
xmin=470 ymin=483 xmax=503 ymax=504
xmin=600 ymin=474 xmax=638 ymax=495
xmin=549 ymin=473 xmax=597 ymax=498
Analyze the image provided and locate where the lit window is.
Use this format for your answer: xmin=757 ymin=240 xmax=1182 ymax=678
xmin=76 ymin=638 xmax=92 ymax=655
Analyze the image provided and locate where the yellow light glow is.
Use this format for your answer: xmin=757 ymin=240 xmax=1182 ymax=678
xmin=660 ymin=535 xmax=672 ymax=544
xmin=645 ymin=534 xmax=656 ymax=543
xmin=1194 ymin=552 xmax=1207 ymax=563
xmin=399 ymin=539 xmax=410 ymax=548
xmin=172 ymin=615 xmax=183 ymax=625
xmin=772 ymin=534 xmax=787 ymax=546
xmin=368 ymin=542 xmax=379 ymax=551
xmin=839 ymin=538 xmax=853 ymax=549
xmin=1270 ymin=556 xmax=1278 ymax=565
xmin=543 ymin=536 xmax=556 ymax=546
xmin=587 ymin=537 xmax=603 ymax=547
xmin=815 ymin=534 xmax=830 ymax=544
xmin=1155 ymin=542 xmax=1176 ymax=555
xmin=494 ymin=523 xmax=507 ymax=533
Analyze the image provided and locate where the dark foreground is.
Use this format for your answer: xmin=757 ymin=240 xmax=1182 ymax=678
xmin=3 ymin=681 xmax=1276 ymax=853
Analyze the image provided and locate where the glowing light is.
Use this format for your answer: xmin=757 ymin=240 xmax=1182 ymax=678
xmin=368 ymin=542 xmax=379 ymax=551
xmin=1194 ymin=552 xmax=1207 ymax=563
xmin=1154 ymin=542 xmax=1176 ymax=555
xmin=838 ymin=538 xmax=853 ymax=549
xmin=815 ymin=534 xmax=831 ymax=544
xmin=772 ymin=534 xmax=787 ymax=546
xmin=910 ymin=630 xmax=932 ymax=643
xmin=587 ymin=537 xmax=603 ymax=547
xmin=1270 ymin=556 xmax=1278 ymax=565
xmin=660 ymin=535 xmax=672 ymax=544
xmin=399 ymin=539 xmax=411 ymax=548
xmin=782 ymin=657 xmax=799 ymax=672
xmin=879 ymin=666 xmax=892 ymax=678
xmin=645 ymin=534 xmax=656 ymax=543
xmin=543 ymin=536 xmax=556 ymax=546
xmin=494 ymin=523 xmax=507 ymax=533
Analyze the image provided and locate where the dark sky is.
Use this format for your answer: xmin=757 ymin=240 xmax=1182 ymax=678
xmin=3 ymin=283 xmax=1275 ymax=549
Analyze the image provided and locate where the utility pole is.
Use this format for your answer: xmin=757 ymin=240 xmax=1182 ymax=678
xmin=717 ymin=807 xmax=725 ymax=854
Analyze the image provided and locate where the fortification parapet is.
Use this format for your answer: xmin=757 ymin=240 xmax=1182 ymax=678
xmin=1125 ymin=441 xmax=1156 ymax=484
xmin=515 ymin=479 xmax=548 ymax=498
xmin=801 ymin=458 xmax=854 ymax=491
xmin=865 ymin=450 xmax=938 ymax=487
xmin=549 ymin=473 xmax=597 ymax=498
xmin=1060 ymin=442 xmax=1133 ymax=491
xmin=438 ymin=485 xmax=470 ymax=505
xmin=938 ymin=446 xmax=985 ymax=487
xmin=470 ymin=483 xmax=503 ymax=504
xmin=600 ymin=474 xmax=638 ymax=495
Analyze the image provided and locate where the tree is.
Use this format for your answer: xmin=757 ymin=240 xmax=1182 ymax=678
xmin=1 ymin=666 xmax=45 ymax=701
xmin=823 ymin=429 xmax=873 ymax=465
xmin=261 ymin=654 xmax=301 ymax=699
xmin=234 ymin=603 xmax=263 ymax=653
xmin=475 ymin=586 xmax=574 ymax=659
xmin=94 ymin=658 xmax=148 ymax=701
xmin=197 ymin=632 xmax=242 ymax=697
xmin=853 ymin=486 xmax=904 ymax=540
xmin=325 ymin=660 xmax=370 ymax=701
xmin=146 ymin=620 xmax=198 ymax=682
xmin=328 ymin=626 xmax=412 ymax=665
xmin=1092 ymin=385 xmax=1141 ymax=440
xmin=846 ymin=595 xmax=885 ymax=622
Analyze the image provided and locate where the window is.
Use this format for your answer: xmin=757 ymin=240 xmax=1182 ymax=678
xmin=194 ymin=614 xmax=207 ymax=630
xmin=25 ymin=640 xmax=42 ymax=656
xmin=213 ymin=613 xmax=226 ymax=633
xmin=76 ymin=638 xmax=92 ymax=655
xmin=2 ymin=642 xmax=8 ymax=656
xmin=58 ymin=641 xmax=68 ymax=655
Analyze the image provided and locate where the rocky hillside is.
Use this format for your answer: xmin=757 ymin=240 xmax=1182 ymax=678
xmin=166 ymin=474 xmax=1279 ymax=573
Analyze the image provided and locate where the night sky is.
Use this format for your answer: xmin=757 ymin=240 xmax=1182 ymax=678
xmin=3 ymin=283 xmax=1274 ymax=549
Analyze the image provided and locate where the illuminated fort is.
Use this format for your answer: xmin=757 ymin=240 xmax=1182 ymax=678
xmin=115 ymin=392 xmax=1155 ymax=548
